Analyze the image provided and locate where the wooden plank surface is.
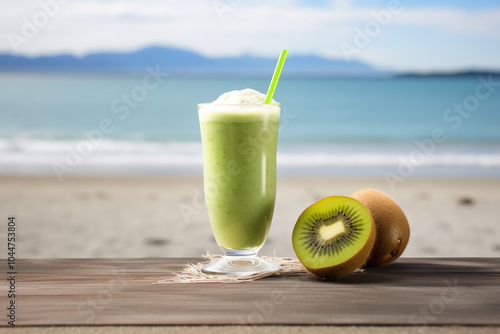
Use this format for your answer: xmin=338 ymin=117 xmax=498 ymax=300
xmin=1 ymin=258 xmax=499 ymax=326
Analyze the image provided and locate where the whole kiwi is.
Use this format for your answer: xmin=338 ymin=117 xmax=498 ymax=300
xmin=350 ymin=188 xmax=410 ymax=268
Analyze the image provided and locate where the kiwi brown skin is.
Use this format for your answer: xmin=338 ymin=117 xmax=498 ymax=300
xmin=350 ymin=188 xmax=410 ymax=268
xmin=304 ymin=226 xmax=375 ymax=280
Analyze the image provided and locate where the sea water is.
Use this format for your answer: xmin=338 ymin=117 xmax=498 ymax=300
xmin=0 ymin=73 xmax=499 ymax=177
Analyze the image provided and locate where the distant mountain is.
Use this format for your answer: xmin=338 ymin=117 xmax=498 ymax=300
xmin=0 ymin=46 xmax=385 ymax=77
xmin=398 ymin=70 xmax=500 ymax=78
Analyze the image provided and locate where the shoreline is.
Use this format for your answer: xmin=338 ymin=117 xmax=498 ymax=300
xmin=2 ymin=139 xmax=500 ymax=179
xmin=1 ymin=175 xmax=499 ymax=259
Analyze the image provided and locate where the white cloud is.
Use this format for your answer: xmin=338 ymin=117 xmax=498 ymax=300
xmin=394 ymin=7 xmax=500 ymax=37
xmin=0 ymin=0 xmax=499 ymax=71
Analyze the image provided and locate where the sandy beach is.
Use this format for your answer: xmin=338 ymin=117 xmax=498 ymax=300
xmin=1 ymin=175 xmax=499 ymax=260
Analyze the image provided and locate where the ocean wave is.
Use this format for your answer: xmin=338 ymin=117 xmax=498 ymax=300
xmin=277 ymin=152 xmax=500 ymax=168
xmin=1 ymin=138 xmax=500 ymax=175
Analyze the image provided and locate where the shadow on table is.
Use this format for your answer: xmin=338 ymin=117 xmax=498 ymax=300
xmin=292 ymin=258 xmax=500 ymax=287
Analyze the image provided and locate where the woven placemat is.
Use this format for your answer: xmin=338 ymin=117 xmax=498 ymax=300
xmin=154 ymin=253 xmax=309 ymax=284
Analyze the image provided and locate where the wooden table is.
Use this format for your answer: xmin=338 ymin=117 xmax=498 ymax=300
xmin=2 ymin=258 xmax=499 ymax=327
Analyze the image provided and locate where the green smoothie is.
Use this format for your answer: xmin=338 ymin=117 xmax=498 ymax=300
xmin=198 ymin=103 xmax=280 ymax=250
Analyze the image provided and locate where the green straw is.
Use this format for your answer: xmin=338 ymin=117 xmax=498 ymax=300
xmin=264 ymin=49 xmax=288 ymax=104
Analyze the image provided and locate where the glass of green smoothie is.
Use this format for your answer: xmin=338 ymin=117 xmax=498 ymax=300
xmin=198 ymin=89 xmax=281 ymax=275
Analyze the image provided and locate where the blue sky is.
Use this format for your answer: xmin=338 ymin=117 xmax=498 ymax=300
xmin=1 ymin=0 xmax=499 ymax=72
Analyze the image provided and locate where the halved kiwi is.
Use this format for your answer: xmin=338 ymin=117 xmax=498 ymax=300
xmin=350 ymin=188 xmax=410 ymax=268
xmin=292 ymin=196 xmax=375 ymax=279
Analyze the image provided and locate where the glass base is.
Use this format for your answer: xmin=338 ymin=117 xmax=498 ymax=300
xmin=201 ymin=255 xmax=280 ymax=276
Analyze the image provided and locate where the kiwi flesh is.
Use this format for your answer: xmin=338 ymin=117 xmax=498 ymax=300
xmin=350 ymin=188 xmax=410 ymax=268
xmin=292 ymin=196 xmax=375 ymax=279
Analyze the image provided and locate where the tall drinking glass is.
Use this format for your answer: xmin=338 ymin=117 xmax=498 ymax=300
xmin=198 ymin=103 xmax=281 ymax=275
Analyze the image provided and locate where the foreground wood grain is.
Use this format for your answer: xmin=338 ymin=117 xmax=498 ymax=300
xmin=2 ymin=258 xmax=499 ymax=326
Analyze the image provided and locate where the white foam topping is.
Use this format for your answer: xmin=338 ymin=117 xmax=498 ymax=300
xmin=199 ymin=88 xmax=280 ymax=123
xmin=213 ymin=88 xmax=276 ymax=104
